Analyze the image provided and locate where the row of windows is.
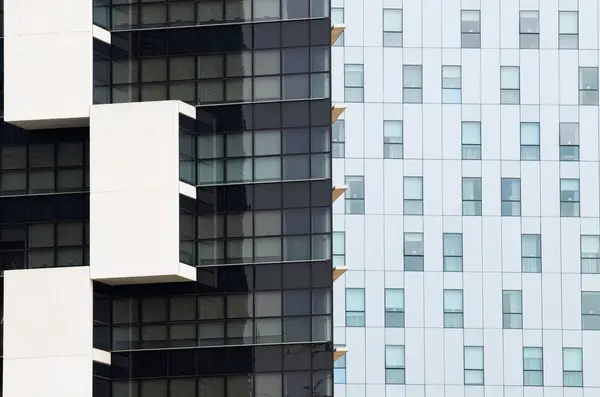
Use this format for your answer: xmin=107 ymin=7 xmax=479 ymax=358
xmin=335 ymin=344 xmax=583 ymax=387
xmin=110 ymin=372 xmax=333 ymax=397
xmin=333 ymin=8 xmax=581 ymax=49
xmin=95 ymin=74 xmax=330 ymax=105
xmin=343 ymin=64 xmax=599 ymax=105
xmin=333 ymin=120 xmax=580 ymax=161
xmin=182 ymin=208 xmax=331 ymax=239
xmin=345 ymin=176 xmax=582 ymax=217
xmin=111 ymin=315 xmax=332 ymax=350
xmin=333 ymin=230 xmax=600 ymax=274
xmin=0 ymin=222 xmax=90 ymax=271
xmin=99 ymin=47 xmax=330 ymax=84
xmin=345 ymin=288 xmax=600 ymax=331
xmin=111 ymin=290 xmax=331 ymax=325
xmin=94 ymin=0 xmax=330 ymax=31
xmin=179 ymin=128 xmax=331 ymax=185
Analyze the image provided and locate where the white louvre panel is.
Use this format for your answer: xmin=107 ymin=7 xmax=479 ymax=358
xmin=89 ymin=101 xmax=197 ymax=284
xmin=3 ymin=267 xmax=94 ymax=397
xmin=3 ymin=0 xmax=102 ymax=129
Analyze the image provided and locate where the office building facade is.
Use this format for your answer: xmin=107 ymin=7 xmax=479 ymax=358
xmin=0 ymin=0 xmax=344 ymax=396
xmin=332 ymin=0 xmax=600 ymax=396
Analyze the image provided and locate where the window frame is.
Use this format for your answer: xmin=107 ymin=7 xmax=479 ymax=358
xmin=461 ymin=121 xmax=481 ymax=160
xmin=461 ymin=10 xmax=481 ymax=48
xmin=404 ymin=232 xmax=424 ymax=271
xmin=384 ymin=289 xmax=405 ymax=328
xmin=403 ymin=65 xmax=423 ymax=103
xmin=345 ymin=288 xmax=365 ymax=327
xmin=502 ymin=290 xmax=523 ymax=329
xmin=523 ymin=347 xmax=544 ymax=386
xmin=443 ymin=289 xmax=464 ymax=328
xmin=383 ymin=8 xmax=403 ymax=47
xmin=501 ymin=177 xmax=521 ymax=216
xmin=521 ymin=234 xmax=541 ymax=273
xmin=560 ymin=178 xmax=580 ymax=217
xmin=519 ymin=10 xmax=540 ymax=49
xmin=462 ymin=177 xmax=482 ymax=216
xmin=385 ymin=345 xmax=406 ymax=384
xmin=403 ymin=176 xmax=423 ymax=215
xmin=443 ymin=233 xmax=463 ymax=272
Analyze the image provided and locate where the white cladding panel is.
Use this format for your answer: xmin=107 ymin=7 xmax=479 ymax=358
xmin=3 ymin=267 xmax=94 ymax=397
xmin=3 ymin=33 xmax=93 ymax=128
xmin=89 ymin=101 xmax=196 ymax=284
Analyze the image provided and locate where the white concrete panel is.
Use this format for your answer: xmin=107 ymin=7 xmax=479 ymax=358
xmin=4 ymin=0 xmax=92 ymax=35
xmin=4 ymin=33 xmax=93 ymax=128
xmin=90 ymin=101 xmax=196 ymax=284
xmin=3 ymin=267 xmax=94 ymax=397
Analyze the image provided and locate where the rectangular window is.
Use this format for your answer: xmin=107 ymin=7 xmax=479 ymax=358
xmin=403 ymin=177 xmax=423 ymax=215
xmin=332 ymin=120 xmax=345 ymax=158
xmin=333 ymin=232 xmax=345 ymax=267
xmin=345 ymin=176 xmax=365 ymax=214
xmin=520 ymin=122 xmax=540 ymax=160
xmin=346 ymin=288 xmax=365 ymax=326
xmin=559 ymin=11 xmax=578 ymax=49
xmin=462 ymin=177 xmax=482 ymax=216
xmin=502 ymin=290 xmax=523 ymax=329
xmin=501 ymin=66 xmax=520 ymax=104
xmin=522 ymin=234 xmax=541 ymax=273
xmin=384 ymin=121 xmax=403 ymax=159
xmin=523 ymin=347 xmax=543 ymax=386
xmin=385 ymin=345 xmax=405 ymax=384
xmin=443 ymin=289 xmax=464 ymax=328
xmin=442 ymin=65 xmax=461 ymax=104
xmin=580 ymin=67 xmax=599 ymax=105
xmin=385 ymin=289 xmax=404 ymax=328
xmin=345 ymin=64 xmax=364 ymax=102
xmin=443 ymin=233 xmax=463 ymax=272
xmin=563 ymin=348 xmax=583 ymax=387
xmin=403 ymin=65 xmax=423 ymax=103
xmin=331 ymin=8 xmax=344 ymax=46
xmin=383 ymin=9 xmax=403 ymax=47
xmin=464 ymin=346 xmax=484 ymax=385
xmin=404 ymin=232 xmax=424 ymax=271
xmin=560 ymin=122 xmax=579 ymax=161
xmin=520 ymin=11 xmax=539 ymax=49
xmin=582 ymin=292 xmax=600 ymax=330
xmin=462 ymin=121 xmax=481 ymax=160
xmin=334 ymin=344 xmax=346 ymax=383
xmin=501 ymin=178 xmax=521 ymax=216
xmin=461 ymin=10 xmax=481 ymax=48
xmin=581 ymin=235 xmax=600 ymax=274
xmin=560 ymin=178 xmax=580 ymax=217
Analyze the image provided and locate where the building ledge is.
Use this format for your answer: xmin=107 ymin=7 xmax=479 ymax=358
xmin=91 ymin=263 xmax=197 ymax=285
xmin=334 ymin=347 xmax=349 ymax=361
xmin=332 ymin=185 xmax=347 ymax=203
xmin=331 ymin=24 xmax=346 ymax=46
xmin=333 ymin=266 xmax=347 ymax=281
xmin=331 ymin=105 xmax=347 ymax=124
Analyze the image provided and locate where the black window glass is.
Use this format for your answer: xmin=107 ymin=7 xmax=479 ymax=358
xmin=283 ymin=128 xmax=310 ymax=154
xmin=254 ymin=22 xmax=281 ymax=49
xmin=283 ymin=208 xmax=310 ymax=234
xmin=283 ymin=262 xmax=310 ymax=288
xmin=283 ymin=345 xmax=311 ymax=370
xmin=284 ymin=371 xmax=311 ymax=397
xmin=283 ymin=0 xmax=309 ymax=19
xmin=254 ymin=184 xmax=281 ymax=210
xmin=255 ymin=345 xmax=283 ymax=372
xmin=284 ymin=290 xmax=310 ymax=315
xmin=282 ymin=183 xmax=310 ymax=208
xmin=282 ymin=102 xmax=309 ymax=128
xmin=255 ymin=264 xmax=282 ymax=290
xmin=282 ymin=48 xmax=309 ymax=74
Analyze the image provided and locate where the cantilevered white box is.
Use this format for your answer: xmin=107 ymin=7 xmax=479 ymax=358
xmin=89 ymin=101 xmax=197 ymax=284
xmin=3 ymin=0 xmax=110 ymax=129
xmin=3 ymin=267 xmax=96 ymax=397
